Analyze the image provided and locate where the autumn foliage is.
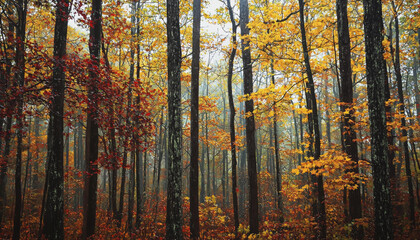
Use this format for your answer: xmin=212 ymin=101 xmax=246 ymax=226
xmin=0 ymin=0 xmax=419 ymax=239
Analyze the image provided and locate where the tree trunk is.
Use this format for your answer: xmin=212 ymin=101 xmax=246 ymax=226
xmin=136 ymin=147 xmax=143 ymax=227
xmin=109 ymin=105 xmax=118 ymax=219
xmin=335 ymin=0 xmax=363 ymax=238
xmin=270 ymin=59 xmax=284 ymax=223
xmin=362 ymin=0 xmax=393 ymax=238
xmin=298 ymin=0 xmax=326 ymax=238
xmin=82 ymin=0 xmax=102 ymax=237
xmin=0 ymin=0 xmax=15 ymax=227
xmin=166 ymin=0 xmax=183 ymax=238
xmin=240 ymin=0 xmax=259 ymax=234
xmin=200 ymin=137 xmax=205 ymax=203
xmin=42 ymin=0 xmax=69 ymax=238
xmin=226 ymin=0 xmax=239 ymax=233
xmin=13 ymin=0 xmax=28 ymax=238
xmin=190 ymin=0 xmax=201 ymax=237
xmin=127 ymin=152 xmax=135 ymax=232
xmin=391 ymin=2 xmax=415 ymax=228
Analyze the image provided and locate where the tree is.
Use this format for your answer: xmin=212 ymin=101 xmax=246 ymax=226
xmin=189 ymin=0 xmax=201 ymax=238
xmin=335 ymin=0 xmax=363 ymax=238
xmin=390 ymin=0 xmax=415 ymax=229
xmin=240 ymin=0 xmax=259 ymax=234
xmin=82 ymin=0 xmax=102 ymax=238
xmin=12 ymin=0 xmax=28 ymax=238
xmin=298 ymin=0 xmax=326 ymax=238
xmin=226 ymin=0 xmax=240 ymax=234
xmin=166 ymin=0 xmax=183 ymax=239
xmin=362 ymin=0 xmax=393 ymax=238
xmin=0 ymin=0 xmax=14 ymax=228
xmin=43 ymin=0 xmax=70 ymax=238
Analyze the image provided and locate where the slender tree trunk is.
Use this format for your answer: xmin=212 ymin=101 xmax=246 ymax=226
xmin=391 ymin=3 xmax=415 ymax=228
xmin=270 ymin=59 xmax=284 ymax=223
xmin=13 ymin=0 xmax=28 ymax=238
xmin=414 ymin=25 xmax=420 ymax=124
xmin=127 ymin=152 xmax=135 ymax=232
xmin=226 ymin=0 xmax=239 ymax=234
xmin=336 ymin=0 xmax=363 ymax=238
xmin=23 ymin=117 xmax=31 ymax=205
xmin=0 ymin=0 xmax=15 ymax=227
xmin=240 ymin=0 xmax=259 ymax=234
xmin=298 ymin=0 xmax=326 ymax=238
xmin=166 ymin=0 xmax=183 ymax=238
xmin=222 ymin=95 xmax=227 ymax=207
xmin=200 ymin=140 xmax=205 ymax=203
xmin=82 ymin=0 xmax=102 ymax=237
xmin=205 ymin=112 xmax=210 ymax=197
xmin=109 ymin=105 xmax=118 ymax=219
xmin=362 ymin=0 xmax=393 ymax=238
xmin=117 ymin=0 xmax=137 ymax=225
xmin=190 ymin=0 xmax=201 ymax=237
xmin=136 ymin=147 xmax=142 ymax=227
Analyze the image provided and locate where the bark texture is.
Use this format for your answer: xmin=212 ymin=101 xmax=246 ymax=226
xmin=362 ymin=0 xmax=393 ymax=238
xmin=189 ymin=0 xmax=201 ymax=238
xmin=240 ymin=0 xmax=259 ymax=234
xmin=226 ymin=0 xmax=239 ymax=234
xmin=43 ymin=0 xmax=70 ymax=238
xmin=335 ymin=0 xmax=363 ymax=238
xmin=166 ymin=0 xmax=183 ymax=238
xmin=82 ymin=0 xmax=102 ymax=237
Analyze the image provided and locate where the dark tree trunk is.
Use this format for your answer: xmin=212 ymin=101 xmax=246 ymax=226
xmin=153 ymin=117 xmax=166 ymax=223
xmin=13 ymin=0 xmax=28 ymax=238
xmin=127 ymin=152 xmax=135 ymax=232
xmin=42 ymin=0 xmax=69 ymax=238
xmin=109 ymin=105 xmax=118 ymax=219
xmin=298 ymin=0 xmax=326 ymax=238
xmin=0 ymin=114 xmax=12 ymax=228
xmin=391 ymin=3 xmax=415 ymax=228
xmin=222 ymin=95 xmax=227 ymax=207
xmin=189 ymin=0 xmax=201 ymax=237
xmin=226 ymin=0 xmax=239 ymax=234
xmin=415 ymin=26 xmax=420 ymax=124
xmin=118 ymin=0 xmax=137 ymax=225
xmin=23 ymin=117 xmax=31 ymax=205
xmin=0 ymin=0 xmax=15 ymax=226
xmin=205 ymin=112 xmax=210 ymax=197
xmin=200 ymin=140 xmax=205 ymax=204
xmin=240 ymin=0 xmax=259 ymax=234
xmin=33 ymin=115 xmax=41 ymax=190
xmin=362 ymin=0 xmax=393 ymax=238
xmin=166 ymin=0 xmax=183 ymax=238
xmin=335 ymin=0 xmax=363 ymax=238
xmin=136 ymin=146 xmax=143 ymax=227
xmin=82 ymin=0 xmax=102 ymax=237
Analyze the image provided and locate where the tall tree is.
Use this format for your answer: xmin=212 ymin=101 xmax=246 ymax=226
xmin=166 ymin=0 xmax=183 ymax=239
xmin=226 ymin=0 xmax=239 ymax=234
xmin=335 ymin=0 xmax=363 ymax=238
xmin=298 ymin=0 xmax=326 ymax=238
xmin=12 ymin=0 xmax=27 ymax=238
xmin=189 ymin=0 xmax=201 ymax=238
xmin=391 ymin=1 xmax=415 ymax=229
xmin=362 ymin=0 xmax=393 ymax=238
xmin=82 ymin=0 xmax=102 ymax=237
xmin=270 ymin=52 xmax=284 ymax=224
xmin=0 ymin=0 xmax=14 ymax=227
xmin=240 ymin=0 xmax=259 ymax=234
xmin=43 ymin=0 xmax=70 ymax=238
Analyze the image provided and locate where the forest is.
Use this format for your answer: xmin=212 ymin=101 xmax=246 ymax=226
xmin=0 ymin=0 xmax=419 ymax=239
